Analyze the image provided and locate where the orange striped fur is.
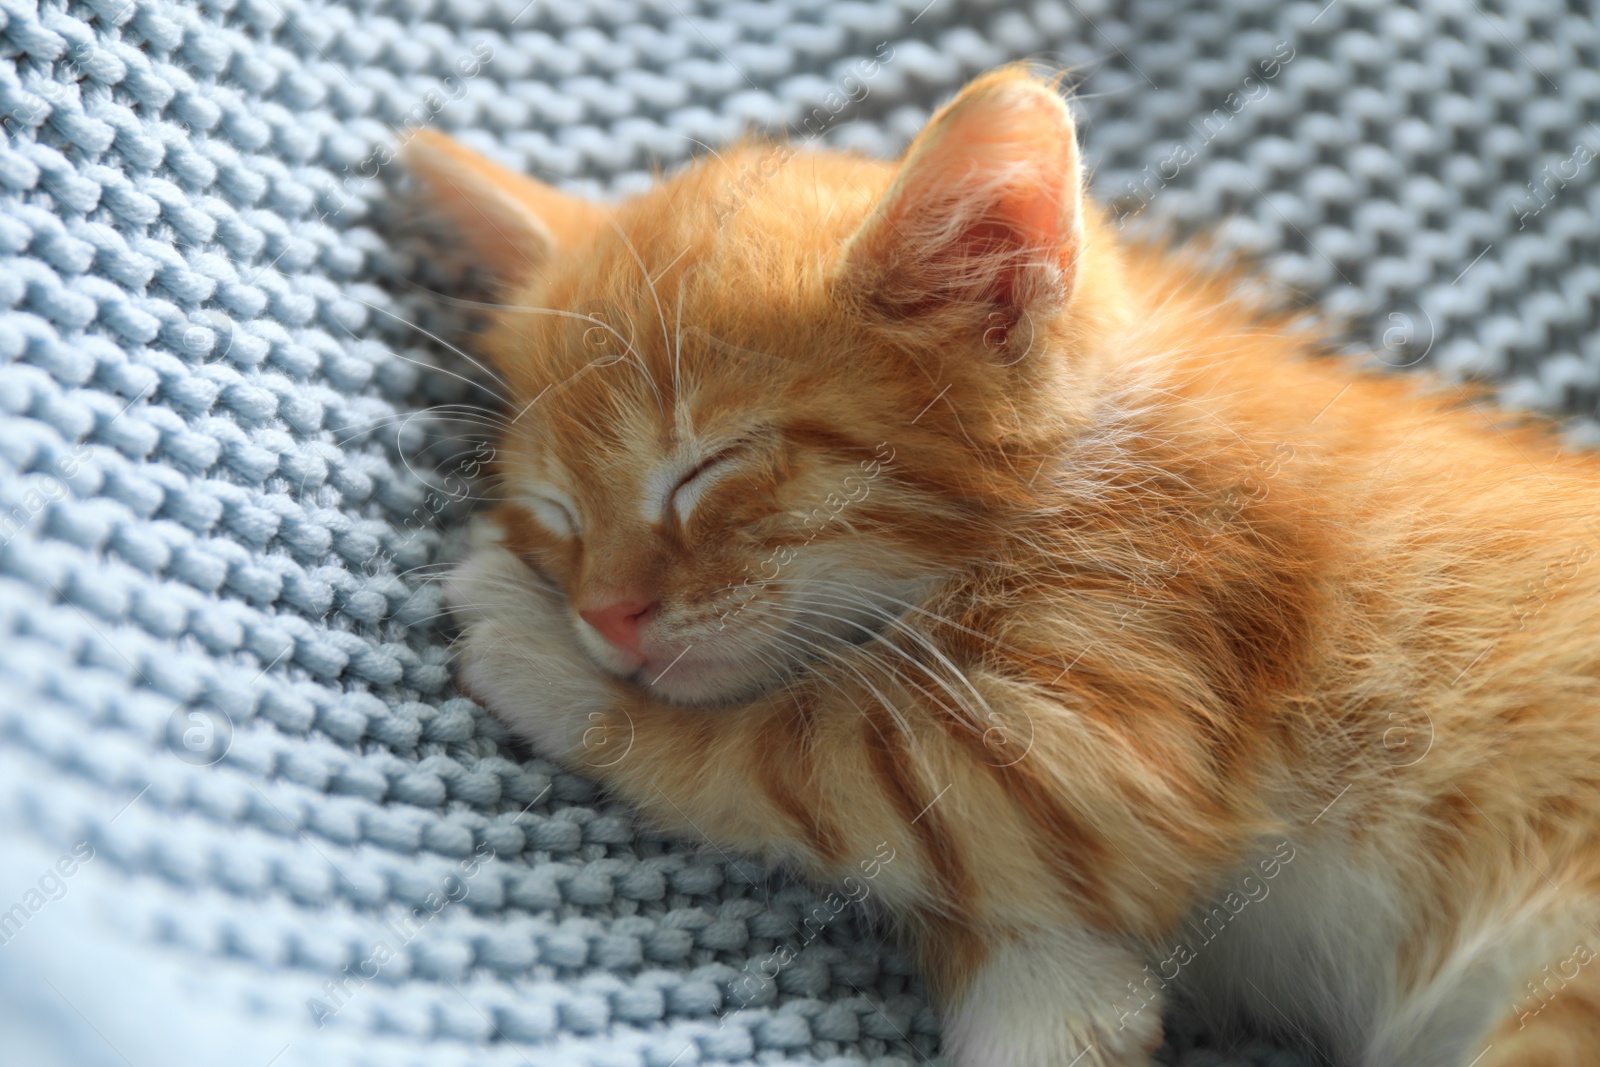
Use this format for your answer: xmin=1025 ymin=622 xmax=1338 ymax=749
xmin=411 ymin=68 xmax=1600 ymax=1066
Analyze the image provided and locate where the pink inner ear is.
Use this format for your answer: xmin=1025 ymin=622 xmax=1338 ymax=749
xmin=957 ymin=181 xmax=1072 ymax=312
xmin=853 ymin=80 xmax=1081 ymax=322
xmin=948 ymin=219 xmax=1034 ymax=315
xmin=1004 ymin=179 xmax=1071 ymax=250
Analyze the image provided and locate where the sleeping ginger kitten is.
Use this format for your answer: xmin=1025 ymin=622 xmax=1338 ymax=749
xmin=407 ymin=68 xmax=1600 ymax=1067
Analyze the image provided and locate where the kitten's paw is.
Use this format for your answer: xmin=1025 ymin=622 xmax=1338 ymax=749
xmin=942 ymin=929 xmax=1161 ymax=1067
xmin=443 ymin=520 xmax=618 ymax=762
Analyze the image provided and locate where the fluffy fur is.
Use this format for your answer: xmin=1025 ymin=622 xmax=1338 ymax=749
xmin=407 ymin=68 xmax=1600 ymax=1066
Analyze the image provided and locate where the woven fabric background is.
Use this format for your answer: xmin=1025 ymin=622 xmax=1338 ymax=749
xmin=0 ymin=0 xmax=1596 ymax=1065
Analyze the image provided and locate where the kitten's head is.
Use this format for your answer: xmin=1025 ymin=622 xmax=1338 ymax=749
xmin=408 ymin=67 xmax=1121 ymax=706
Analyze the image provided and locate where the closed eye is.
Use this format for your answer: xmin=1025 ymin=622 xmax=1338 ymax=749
xmin=670 ymin=449 xmax=742 ymax=522
xmin=527 ymin=494 xmax=579 ymax=539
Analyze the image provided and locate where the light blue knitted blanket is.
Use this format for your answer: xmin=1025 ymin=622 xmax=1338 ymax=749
xmin=1 ymin=0 xmax=1595 ymax=1065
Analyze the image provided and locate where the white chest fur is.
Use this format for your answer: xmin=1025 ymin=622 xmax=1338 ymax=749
xmin=1170 ymin=840 xmax=1576 ymax=1067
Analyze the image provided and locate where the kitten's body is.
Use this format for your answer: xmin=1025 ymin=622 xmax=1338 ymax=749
xmin=409 ymin=69 xmax=1600 ymax=1066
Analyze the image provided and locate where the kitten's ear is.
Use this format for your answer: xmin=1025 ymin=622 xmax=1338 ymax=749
xmin=835 ymin=68 xmax=1083 ymax=336
xmin=401 ymin=130 xmax=605 ymax=284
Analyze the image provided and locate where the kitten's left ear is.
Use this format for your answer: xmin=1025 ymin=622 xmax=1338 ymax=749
xmin=401 ymin=130 xmax=605 ymax=285
xmin=835 ymin=68 xmax=1084 ymax=337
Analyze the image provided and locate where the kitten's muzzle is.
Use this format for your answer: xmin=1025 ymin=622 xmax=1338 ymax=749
xmin=577 ymin=597 xmax=658 ymax=661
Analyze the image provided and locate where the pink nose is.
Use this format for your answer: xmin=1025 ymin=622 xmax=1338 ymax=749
xmin=578 ymin=598 xmax=657 ymax=656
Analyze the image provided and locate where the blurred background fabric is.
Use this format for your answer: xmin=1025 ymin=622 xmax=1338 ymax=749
xmin=0 ymin=0 xmax=1596 ymax=1064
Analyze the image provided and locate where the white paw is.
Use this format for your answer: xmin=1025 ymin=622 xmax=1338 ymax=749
xmin=443 ymin=520 xmax=618 ymax=762
xmin=942 ymin=929 xmax=1162 ymax=1067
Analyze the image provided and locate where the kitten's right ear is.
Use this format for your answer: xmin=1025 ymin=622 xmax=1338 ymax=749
xmin=833 ymin=67 xmax=1083 ymax=342
xmin=401 ymin=130 xmax=605 ymax=284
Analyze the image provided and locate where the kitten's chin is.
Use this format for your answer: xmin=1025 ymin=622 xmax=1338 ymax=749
xmin=573 ymin=626 xmax=783 ymax=706
xmin=615 ymin=650 xmax=789 ymax=708
xmin=612 ymin=595 xmax=925 ymax=707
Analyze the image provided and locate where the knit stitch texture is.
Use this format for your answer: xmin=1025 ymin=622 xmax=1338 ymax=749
xmin=0 ymin=0 xmax=1596 ymax=1065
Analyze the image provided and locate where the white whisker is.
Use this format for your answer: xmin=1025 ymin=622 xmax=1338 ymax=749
xmin=355 ymin=298 xmax=513 ymax=393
